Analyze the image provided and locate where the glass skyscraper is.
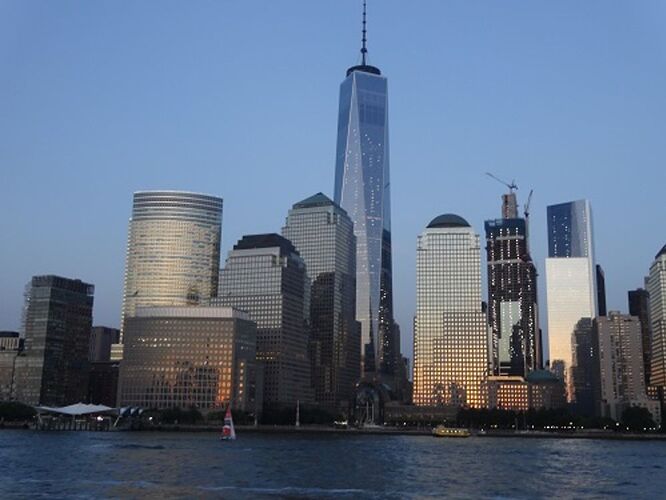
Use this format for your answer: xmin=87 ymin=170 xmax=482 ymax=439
xmin=282 ymin=193 xmax=360 ymax=410
xmin=413 ymin=215 xmax=489 ymax=408
xmin=333 ymin=35 xmax=396 ymax=378
xmin=118 ymin=191 xmax=223 ymax=354
xmin=545 ymin=199 xmax=597 ymax=400
xmin=649 ymin=245 xmax=666 ymax=388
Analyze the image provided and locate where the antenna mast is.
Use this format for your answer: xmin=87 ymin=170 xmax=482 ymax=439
xmin=361 ymin=0 xmax=368 ymax=65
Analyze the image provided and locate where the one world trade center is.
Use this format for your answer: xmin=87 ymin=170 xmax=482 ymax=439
xmin=334 ymin=2 xmax=398 ymax=381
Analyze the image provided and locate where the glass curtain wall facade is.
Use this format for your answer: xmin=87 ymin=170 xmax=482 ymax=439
xmin=118 ymin=306 xmax=258 ymax=412
xmin=485 ymin=212 xmax=540 ymax=376
xmin=545 ymin=200 xmax=597 ymax=400
xmin=334 ymin=63 xmax=397 ymax=377
xmin=282 ymin=193 xmax=360 ymax=410
xmin=649 ymin=245 xmax=666 ymax=388
xmin=413 ymin=215 xmax=489 ymax=408
xmin=628 ymin=288 xmax=652 ymax=387
xmin=119 ymin=191 xmax=223 ymax=350
xmin=215 ymin=234 xmax=313 ymax=408
xmin=15 ymin=275 xmax=94 ymax=406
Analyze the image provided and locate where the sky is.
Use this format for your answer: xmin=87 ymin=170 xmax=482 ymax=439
xmin=1 ymin=1 xmax=665 ymax=362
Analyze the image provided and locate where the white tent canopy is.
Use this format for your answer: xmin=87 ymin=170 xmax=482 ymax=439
xmin=35 ymin=403 xmax=117 ymax=416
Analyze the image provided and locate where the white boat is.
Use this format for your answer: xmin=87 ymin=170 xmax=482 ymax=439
xmin=221 ymin=407 xmax=236 ymax=440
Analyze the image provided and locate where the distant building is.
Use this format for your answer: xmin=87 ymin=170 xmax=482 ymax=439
xmin=649 ymin=245 xmax=666 ymax=389
xmin=89 ymin=326 xmax=119 ymax=362
xmin=628 ymin=287 xmax=652 ymax=387
xmin=0 ymin=331 xmax=20 ymax=351
xmin=596 ymin=265 xmax=607 ymax=317
xmin=413 ymin=215 xmax=489 ymax=409
xmin=15 ymin=276 xmax=94 ymax=406
xmin=485 ymin=191 xmax=540 ymax=377
xmin=215 ymin=234 xmax=313 ymax=408
xmin=595 ymin=312 xmax=660 ymax=424
xmin=545 ymin=199 xmax=597 ymax=400
xmin=88 ymin=361 xmax=119 ymax=407
xmin=282 ymin=193 xmax=360 ymax=410
xmin=118 ymin=306 xmax=258 ymax=412
xmin=571 ymin=318 xmax=600 ymax=416
xmin=117 ymin=191 xmax=223 ymax=359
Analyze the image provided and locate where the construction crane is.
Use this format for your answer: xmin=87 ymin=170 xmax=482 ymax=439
xmin=485 ymin=172 xmax=518 ymax=192
xmin=524 ymin=189 xmax=534 ymax=219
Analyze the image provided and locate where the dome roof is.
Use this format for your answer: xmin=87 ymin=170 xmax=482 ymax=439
xmin=427 ymin=214 xmax=470 ymax=229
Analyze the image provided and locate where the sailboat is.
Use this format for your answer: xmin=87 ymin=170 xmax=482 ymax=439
xmin=221 ymin=406 xmax=236 ymax=441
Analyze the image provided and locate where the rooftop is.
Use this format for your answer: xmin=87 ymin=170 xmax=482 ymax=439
xmin=427 ymin=214 xmax=471 ymax=229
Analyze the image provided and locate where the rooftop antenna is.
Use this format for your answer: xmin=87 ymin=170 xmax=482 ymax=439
xmin=361 ymin=0 xmax=368 ymax=65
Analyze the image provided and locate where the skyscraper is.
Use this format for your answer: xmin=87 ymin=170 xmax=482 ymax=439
xmin=545 ymin=199 xmax=597 ymax=399
xmin=89 ymin=326 xmax=120 ymax=362
xmin=215 ymin=234 xmax=313 ymax=408
xmin=649 ymin=245 xmax=666 ymax=388
xmin=485 ymin=191 xmax=540 ymax=376
xmin=628 ymin=287 xmax=651 ymax=387
xmin=333 ymin=3 xmax=397 ymax=378
xmin=413 ymin=215 xmax=489 ymax=408
xmin=15 ymin=275 xmax=94 ymax=406
xmin=595 ymin=312 xmax=660 ymax=424
xmin=282 ymin=193 xmax=360 ymax=410
xmin=596 ymin=264 xmax=607 ymax=317
xmin=118 ymin=191 xmax=223 ymax=356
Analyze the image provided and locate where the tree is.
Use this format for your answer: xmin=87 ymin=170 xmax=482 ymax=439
xmin=621 ymin=406 xmax=656 ymax=432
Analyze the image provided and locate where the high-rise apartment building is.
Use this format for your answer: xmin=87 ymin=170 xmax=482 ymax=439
xmin=282 ymin=193 xmax=360 ymax=410
xmin=117 ymin=191 xmax=223 ymax=356
xmin=595 ymin=312 xmax=660 ymax=424
xmin=215 ymin=234 xmax=313 ymax=408
xmin=14 ymin=276 xmax=94 ymax=406
xmin=333 ymin=5 xmax=398 ymax=378
xmin=485 ymin=191 xmax=540 ymax=376
xmin=628 ymin=287 xmax=651 ymax=387
xmin=118 ymin=306 xmax=258 ymax=412
xmin=413 ymin=215 xmax=489 ymax=408
xmin=545 ymin=199 xmax=597 ymax=399
xmin=649 ymin=245 xmax=666 ymax=388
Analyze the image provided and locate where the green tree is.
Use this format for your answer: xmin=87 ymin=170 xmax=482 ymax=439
xmin=621 ymin=406 xmax=656 ymax=432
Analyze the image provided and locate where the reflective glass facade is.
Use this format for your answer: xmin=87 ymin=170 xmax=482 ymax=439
xmin=282 ymin=193 xmax=360 ymax=410
xmin=215 ymin=234 xmax=313 ymax=407
xmin=485 ymin=217 xmax=540 ymax=376
xmin=413 ymin=217 xmax=489 ymax=408
xmin=120 ymin=191 xmax=223 ymax=346
xmin=334 ymin=67 xmax=396 ymax=376
xmin=545 ymin=200 xmax=597 ymax=401
xmin=649 ymin=246 xmax=666 ymax=387
xmin=118 ymin=307 xmax=258 ymax=412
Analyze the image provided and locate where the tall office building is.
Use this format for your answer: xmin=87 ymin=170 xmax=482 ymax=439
xmin=89 ymin=326 xmax=119 ymax=362
xmin=545 ymin=199 xmax=597 ymax=399
xmin=15 ymin=276 xmax=94 ymax=406
xmin=595 ymin=312 xmax=660 ymax=423
xmin=333 ymin=4 xmax=398 ymax=378
xmin=649 ymin=245 xmax=666 ymax=388
xmin=628 ymin=287 xmax=651 ymax=387
xmin=485 ymin=191 xmax=540 ymax=376
xmin=215 ymin=234 xmax=313 ymax=407
xmin=118 ymin=191 xmax=223 ymax=355
xmin=118 ymin=306 xmax=258 ymax=412
xmin=413 ymin=215 xmax=489 ymax=408
xmin=571 ymin=318 xmax=599 ymax=416
xmin=282 ymin=193 xmax=360 ymax=410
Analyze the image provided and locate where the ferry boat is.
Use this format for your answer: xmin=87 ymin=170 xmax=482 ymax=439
xmin=432 ymin=425 xmax=470 ymax=438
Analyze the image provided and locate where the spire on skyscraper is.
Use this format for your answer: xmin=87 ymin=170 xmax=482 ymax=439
xmin=346 ymin=0 xmax=381 ymax=77
xmin=361 ymin=0 xmax=367 ymax=66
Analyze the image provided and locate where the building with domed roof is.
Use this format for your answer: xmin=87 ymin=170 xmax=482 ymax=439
xmin=412 ymin=214 xmax=490 ymax=408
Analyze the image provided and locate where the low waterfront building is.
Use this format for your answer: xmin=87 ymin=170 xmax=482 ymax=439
xmin=487 ymin=371 xmax=566 ymax=411
xmin=0 ymin=351 xmax=19 ymax=400
xmin=118 ymin=306 xmax=259 ymax=412
xmin=0 ymin=331 xmax=20 ymax=351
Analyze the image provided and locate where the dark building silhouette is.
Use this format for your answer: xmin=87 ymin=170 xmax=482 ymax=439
xmin=571 ymin=318 xmax=600 ymax=416
xmin=89 ymin=326 xmax=120 ymax=362
xmin=628 ymin=288 xmax=652 ymax=387
xmin=88 ymin=361 xmax=119 ymax=407
xmin=282 ymin=193 xmax=360 ymax=411
xmin=15 ymin=275 xmax=94 ymax=406
xmin=596 ymin=265 xmax=607 ymax=316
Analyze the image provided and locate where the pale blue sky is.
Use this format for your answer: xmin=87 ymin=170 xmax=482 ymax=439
xmin=1 ymin=1 xmax=665 ymax=361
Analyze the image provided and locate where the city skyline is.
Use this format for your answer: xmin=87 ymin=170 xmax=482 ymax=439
xmin=1 ymin=1 xmax=665 ymax=363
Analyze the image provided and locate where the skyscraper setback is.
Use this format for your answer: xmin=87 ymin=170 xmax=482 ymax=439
xmin=485 ymin=191 xmax=540 ymax=376
xmin=334 ymin=3 xmax=397 ymax=378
